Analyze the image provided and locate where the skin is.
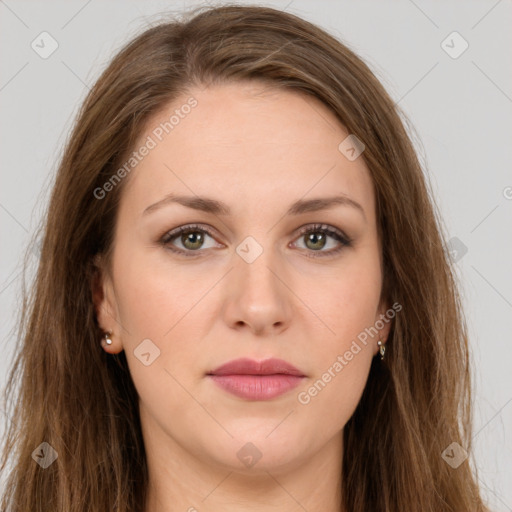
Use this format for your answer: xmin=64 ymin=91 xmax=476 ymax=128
xmin=93 ymin=81 xmax=390 ymax=512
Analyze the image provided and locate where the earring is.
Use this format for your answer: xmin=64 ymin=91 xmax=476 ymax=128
xmin=377 ymin=340 xmax=386 ymax=360
xmin=104 ymin=331 xmax=113 ymax=346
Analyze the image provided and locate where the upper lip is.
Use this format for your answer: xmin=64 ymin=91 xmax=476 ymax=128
xmin=207 ymin=358 xmax=305 ymax=377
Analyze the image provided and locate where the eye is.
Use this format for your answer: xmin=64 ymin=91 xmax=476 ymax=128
xmin=160 ymin=224 xmax=219 ymax=256
xmin=291 ymin=223 xmax=352 ymax=258
xmin=159 ymin=223 xmax=352 ymax=258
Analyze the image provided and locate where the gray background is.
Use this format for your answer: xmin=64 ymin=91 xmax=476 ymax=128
xmin=1 ymin=0 xmax=511 ymax=509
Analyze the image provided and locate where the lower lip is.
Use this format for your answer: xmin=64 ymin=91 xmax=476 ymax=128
xmin=208 ymin=374 xmax=304 ymax=400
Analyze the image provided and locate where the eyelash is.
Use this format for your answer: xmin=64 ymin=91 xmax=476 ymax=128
xmin=159 ymin=223 xmax=352 ymax=259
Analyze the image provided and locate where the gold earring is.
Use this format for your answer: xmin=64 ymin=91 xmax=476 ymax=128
xmin=377 ymin=340 xmax=386 ymax=360
xmin=104 ymin=331 xmax=113 ymax=346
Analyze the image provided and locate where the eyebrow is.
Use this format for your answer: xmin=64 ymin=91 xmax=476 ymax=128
xmin=143 ymin=193 xmax=366 ymax=220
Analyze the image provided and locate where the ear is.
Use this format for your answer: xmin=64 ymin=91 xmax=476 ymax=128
xmin=90 ymin=254 xmax=123 ymax=353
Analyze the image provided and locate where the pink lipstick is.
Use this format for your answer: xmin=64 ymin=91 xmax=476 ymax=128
xmin=207 ymin=358 xmax=305 ymax=400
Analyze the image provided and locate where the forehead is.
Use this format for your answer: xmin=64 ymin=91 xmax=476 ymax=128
xmin=119 ymin=81 xmax=375 ymax=221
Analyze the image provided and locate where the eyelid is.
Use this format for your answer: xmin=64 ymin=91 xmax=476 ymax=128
xmin=294 ymin=223 xmax=351 ymax=244
xmin=160 ymin=223 xmax=220 ymax=245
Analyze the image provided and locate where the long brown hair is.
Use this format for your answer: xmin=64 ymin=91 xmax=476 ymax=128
xmin=1 ymin=4 xmax=488 ymax=511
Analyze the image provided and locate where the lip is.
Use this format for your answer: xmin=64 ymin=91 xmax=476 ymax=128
xmin=207 ymin=358 xmax=306 ymax=401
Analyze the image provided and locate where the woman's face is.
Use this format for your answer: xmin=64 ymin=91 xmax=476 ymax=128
xmin=95 ymin=81 xmax=390 ymax=474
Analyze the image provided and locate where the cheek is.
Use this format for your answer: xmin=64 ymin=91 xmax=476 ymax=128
xmin=112 ymin=252 xmax=206 ymax=425
xmin=107 ymin=244 xmax=198 ymax=395
xmin=295 ymin=345 xmax=373 ymax=445
xmin=309 ymin=251 xmax=383 ymax=348
xmin=293 ymin=250 xmax=381 ymax=415
xmin=112 ymin=244 xmax=204 ymax=339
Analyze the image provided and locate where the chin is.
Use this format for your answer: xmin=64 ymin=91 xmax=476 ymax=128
xmin=196 ymin=421 xmax=314 ymax=474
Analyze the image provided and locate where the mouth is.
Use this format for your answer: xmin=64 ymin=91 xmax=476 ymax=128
xmin=206 ymin=358 xmax=306 ymax=401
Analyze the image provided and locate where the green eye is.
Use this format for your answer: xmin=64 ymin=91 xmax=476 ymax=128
xmin=160 ymin=223 xmax=351 ymax=258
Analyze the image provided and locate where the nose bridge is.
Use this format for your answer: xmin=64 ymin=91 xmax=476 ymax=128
xmin=227 ymin=232 xmax=291 ymax=333
xmin=234 ymin=233 xmax=282 ymax=296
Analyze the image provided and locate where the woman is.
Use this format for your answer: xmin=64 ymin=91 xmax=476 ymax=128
xmin=0 ymin=4 xmax=489 ymax=511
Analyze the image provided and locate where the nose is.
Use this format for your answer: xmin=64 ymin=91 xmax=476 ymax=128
xmin=222 ymin=240 xmax=293 ymax=336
